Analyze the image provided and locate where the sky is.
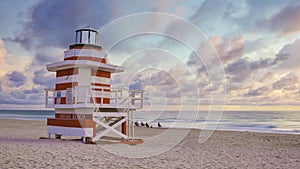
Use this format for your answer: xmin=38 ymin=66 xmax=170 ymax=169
xmin=0 ymin=0 xmax=300 ymax=110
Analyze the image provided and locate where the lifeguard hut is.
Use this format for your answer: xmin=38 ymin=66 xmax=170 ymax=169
xmin=45 ymin=27 xmax=144 ymax=143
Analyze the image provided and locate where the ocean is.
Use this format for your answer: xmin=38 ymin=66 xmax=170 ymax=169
xmin=0 ymin=110 xmax=299 ymax=135
xmin=134 ymin=110 xmax=300 ymax=135
xmin=0 ymin=110 xmax=54 ymax=121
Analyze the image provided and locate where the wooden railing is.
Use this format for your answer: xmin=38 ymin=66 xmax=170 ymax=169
xmin=45 ymin=88 xmax=55 ymax=108
xmin=45 ymin=86 xmax=144 ymax=109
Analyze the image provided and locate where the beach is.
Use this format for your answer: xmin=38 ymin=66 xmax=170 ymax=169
xmin=0 ymin=119 xmax=299 ymax=168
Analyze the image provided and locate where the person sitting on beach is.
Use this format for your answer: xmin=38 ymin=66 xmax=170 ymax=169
xmin=158 ymin=122 xmax=162 ymax=128
xmin=135 ymin=121 xmax=139 ymax=127
xmin=141 ymin=121 xmax=145 ymax=127
xmin=145 ymin=122 xmax=149 ymax=128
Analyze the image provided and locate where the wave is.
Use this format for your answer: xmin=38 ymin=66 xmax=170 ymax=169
xmin=1 ymin=110 xmax=299 ymax=134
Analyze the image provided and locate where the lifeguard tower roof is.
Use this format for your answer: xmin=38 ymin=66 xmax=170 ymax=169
xmin=47 ymin=60 xmax=125 ymax=73
xmin=46 ymin=26 xmax=125 ymax=73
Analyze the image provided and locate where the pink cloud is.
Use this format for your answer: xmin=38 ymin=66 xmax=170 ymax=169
xmin=272 ymin=73 xmax=299 ymax=91
xmin=276 ymin=39 xmax=300 ymax=70
xmin=265 ymin=5 xmax=300 ymax=34
xmin=0 ymin=39 xmax=7 ymax=63
xmin=215 ymin=35 xmax=245 ymax=63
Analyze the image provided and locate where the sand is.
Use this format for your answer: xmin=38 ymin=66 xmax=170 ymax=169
xmin=0 ymin=119 xmax=299 ymax=168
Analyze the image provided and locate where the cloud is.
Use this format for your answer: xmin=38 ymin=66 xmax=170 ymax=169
xmin=33 ymin=52 xmax=60 ymax=66
xmin=151 ymin=0 xmax=178 ymax=12
xmin=127 ymin=69 xmax=183 ymax=105
xmin=120 ymin=54 xmax=204 ymax=105
xmin=23 ymin=88 xmax=41 ymax=94
xmin=129 ymin=70 xmax=180 ymax=97
xmin=33 ymin=68 xmax=55 ymax=88
xmin=272 ymin=73 xmax=299 ymax=91
xmin=225 ymin=59 xmax=251 ymax=82
xmin=6 ymin=71 xmax=26 ymax=87
xmin=215 ymin=0 xmax=296 ymax=37
xmin=276 ymin=39 xmax=300 ymax=71
xmin=0 ymin=39 xmax=7 ymax=62
xmin=189 ymin=0 xmax=288 ymax=36
xmin=187 ymin=35 xmax=244 ymax=78
xmin=11 ymin=0 xmax=187 ymax=50
xmin=31 ymin=46 xmax=64 ymax=69
xmin=224 ymin=0 xmax=249 ymax=19
xmin=190 ymin=0 xmax=299 ymax=37
xmin=259 ymin=72 xmax=274 ymax=82
xmin=0 ymin=90 xmax=43 ymax=105
xmin=225 ymin=53 xmax=287 ymax=83
xmin=245 ymin=86 xmax=270 ymax=96
xmin=1 ymin=0 xmax=300 ymax=107
xmin=10 ymin=91 xmax=26 ymax=100
xmin=190 ymin=0 xmax=227 ymax=25
xmin=263 ymin=5 xmax=300 ymax=34
xmin=211 ymin=35 xmax=245 ymax=63
xmin=0 ymin=38 xmax=32 ymax=78
xmin=11 ymin=0 xmax=117 ymax=50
